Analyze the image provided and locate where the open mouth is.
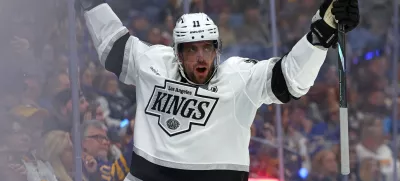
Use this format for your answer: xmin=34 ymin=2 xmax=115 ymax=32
xmin=196 ymin=67 xmax=207 ymax=73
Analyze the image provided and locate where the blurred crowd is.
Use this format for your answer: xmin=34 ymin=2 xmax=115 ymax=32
xmin=0 ymin=0 xmax=399 ymax=181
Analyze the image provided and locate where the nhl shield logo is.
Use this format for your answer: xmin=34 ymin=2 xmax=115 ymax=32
xmin=145 ymin=80 xmax=219 ymax=136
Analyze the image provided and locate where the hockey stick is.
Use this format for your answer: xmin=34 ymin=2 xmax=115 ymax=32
xmin=337 ymin=17 xmax=350 ymax=181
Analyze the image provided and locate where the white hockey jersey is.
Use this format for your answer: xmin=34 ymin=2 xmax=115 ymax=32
xmin=84 ymin=4 xmax=328 ymax=181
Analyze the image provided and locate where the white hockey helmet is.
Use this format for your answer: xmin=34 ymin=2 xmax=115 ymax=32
xmin=173 ymin=13 xmax=221 ymax=85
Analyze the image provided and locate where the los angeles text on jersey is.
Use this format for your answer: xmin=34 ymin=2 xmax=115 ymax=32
xmin=145 ymin=80 xmax=219 ymax=136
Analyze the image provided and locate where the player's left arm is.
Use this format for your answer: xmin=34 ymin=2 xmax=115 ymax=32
xmin=246 ymin=0 xmax=359 ymax=105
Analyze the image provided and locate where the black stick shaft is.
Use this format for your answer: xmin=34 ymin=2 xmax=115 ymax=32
xmin=338 ymin=26 xmax=347 ymax=108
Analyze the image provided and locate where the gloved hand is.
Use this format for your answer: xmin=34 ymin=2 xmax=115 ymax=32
xmin=75 ymin=0 xmax=105 ymax=11
xmin=308 ymin=0 xmax=360 ymax=48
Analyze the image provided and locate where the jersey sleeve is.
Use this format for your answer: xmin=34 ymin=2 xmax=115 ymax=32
xmin=233 ymin=33 xmax=328 ymax=106
xmin=83 ymin=3 xmax=150 ymax=85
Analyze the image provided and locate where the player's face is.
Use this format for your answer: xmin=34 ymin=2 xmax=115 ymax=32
xmin=180 ymin=41 xmax=216 ymax=84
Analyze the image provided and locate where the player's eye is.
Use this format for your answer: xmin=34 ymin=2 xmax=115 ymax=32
xmin=188 ymin=46 xmax=196 ymax=52
xmin=204 ymin=44 xmax=213 ymax=52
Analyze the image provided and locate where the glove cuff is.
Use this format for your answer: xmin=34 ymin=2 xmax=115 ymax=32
xmin=310 ymin=20 xmax=337 ymax=48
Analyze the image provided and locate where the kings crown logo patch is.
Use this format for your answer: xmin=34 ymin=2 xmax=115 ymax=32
xmin=145 ymin=80 xmax=219 ymax=136
xmin=166 ymin=118 xmax=180 ymax=130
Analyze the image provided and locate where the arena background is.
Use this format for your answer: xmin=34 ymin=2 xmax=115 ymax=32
xmin=0 ymin=0 xmax=399 ymax=181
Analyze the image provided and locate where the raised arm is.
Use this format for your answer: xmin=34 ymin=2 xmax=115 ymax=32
xmin=239 ymin=0 xmax=359 ymax=106
xmin=78 ymin=1 xmax=150 ymax=85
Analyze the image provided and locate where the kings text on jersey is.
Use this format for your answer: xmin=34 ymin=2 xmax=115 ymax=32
xmin=145 ymin=80 xmax=219 ymax=136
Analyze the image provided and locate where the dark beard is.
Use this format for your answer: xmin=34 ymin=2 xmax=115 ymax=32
xmin=186 ymin=64 xmax=216 ymax=84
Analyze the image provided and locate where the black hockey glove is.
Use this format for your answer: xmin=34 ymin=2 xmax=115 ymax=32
xmin=308 ymin=0 xmax=359 ymax=48
xmin=76 ymin=0 xmax=105 ymax=11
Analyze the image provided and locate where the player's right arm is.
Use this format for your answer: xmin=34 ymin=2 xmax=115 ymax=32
xmin=78 ymin=0 xmax=150 ymax=85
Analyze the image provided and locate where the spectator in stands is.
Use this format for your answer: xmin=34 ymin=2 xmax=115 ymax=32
xmin=189 ymin=0 xmax=205 ymax=13
xmin=42 ymin=88 xmax=89 ymax=135
xmin=262 ymin=122 xmax=276 ymax=144
xmin=0 ymin=79 xmax=23 ymax=112
xmin=355 ymin=55 xmax=389 ymax=91
xmin=229 ymin=0 xmax=260 ymax=13
xmin=364 ymin=6 xmax=391 ymax=49
xmin=250 ymin=145 xmax=278 ymax=178
xmin=277 ymin=13 xmax=302 ymax=52
xmin=146 ymin=26 xmax=167 ymax=45
xmin=289 ymin=103 xmax=330 ymax=138
xmin=295 ymin=94 xmax=324 ymax=123
xmin=159 ymin=0 xmax=183 ymax=23
xmin=292 ymin=12 xmax=310 ymax=41
xmin=322 ymin=65 xmax=339 ymax=86
xmin=300 ymin=0 xmax=318 ymax=13
xmin=235 ymin=3 xmax=271 ymax=47
xmin=9 ymin=105 xmax=64 ymax=181
xmin=0 ymin=112 xmax=35 ymax=181
xmin=2 ymin=117 xmax=31 ymax=160
xmin=3 ymin=159 xmax=28 ymax=181
xmin=0 ymin=148 xmax=25 ymax=181
xmin=348 ymin=4 xmax=390 ymax=52
xmin=308 ymin=149 xmax=339 ymax=181
xmin=81 ymin=120 xmax=110 ymax=161
xmin=40 ymin=70 xmax=71 ymax=110
xmin=128 ymin=13 xmax=150 ymax=41
xmin=80 ymin=65 xmax=102 ymax=101
xmin=55 ymin=54 xmax=71 ymax=74
xmin=323 ymin=87 xmax=339 ymax=115
xmin=161 ymin=14 xmax=174 ymax=43
xmin=17 ymin=65 xmax=45 ymax=108
xmin=81 ymin=120 xmax=132 ymax=181
xmin=356 ymin=125 xmax=399 ymax=180
xmin=88 ymin=102 xmax=106 ymax=124
xmin=284 ymin=120 xmax=310 ymax=169
xmin=358 ymin=158 xmax=384 ymax=181
xmin=369 ymin=55 xmax=388 ymax=78
xmin=41 ymin=44 xmax=56 ymax=71
xmin=298 ymin=87 xmax=339 ymax=141
xmin=39 ymin=130 xmax=97 ymax=181
xmin=116 ymin=119 xmax=135 ymax=161
xmin=217 ymin=10 xmax=237 ymax=47
xmin=10 ymin=105 xmax=48 ymax=154
xmin=93 ymin=72 xmax=135 ymax=124
xmin=359 ymin=89 xmax=389 ymax=117
xmin=81 ymin=66 xmax=96 ymax=87
xmin=383 ymin=100 xmax=400 ymax=136
xmin=348 ymin=146 xmax=360 ymax=181
xmin=42 ymin=71 xmax=71 ymax=100
xmin=205 ymin=0 xmax=230 ymax=14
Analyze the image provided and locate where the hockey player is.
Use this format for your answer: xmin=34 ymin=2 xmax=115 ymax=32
xmin=76 ymin=0 xmax=359 ymax=180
